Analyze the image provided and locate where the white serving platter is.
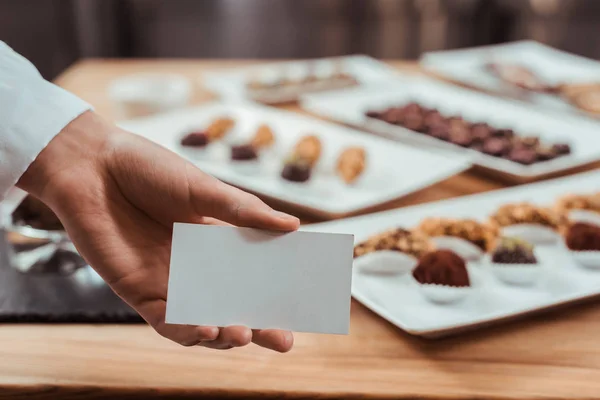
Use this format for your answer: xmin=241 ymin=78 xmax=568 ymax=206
xmin=420 ymin=40 xmax=600 ymax=118
xmin=118 ymin=102 xmax=469 ymax=218
xmin=203 ymin=55 xmax=401 ymax=104
xmin=301 ymin=169 xmax=600 ymax=338
xmin=301 ymin=78 xmax=600 ymax=183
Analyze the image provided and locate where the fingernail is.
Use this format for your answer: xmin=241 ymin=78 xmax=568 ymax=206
xmin=271 ymin=210 xmax=299 ymax=222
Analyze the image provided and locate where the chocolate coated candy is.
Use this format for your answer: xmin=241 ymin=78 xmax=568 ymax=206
xmin=412 ymin=250 xmax=470 ymax=287
xmin=508 ymin=148 xmax=537 ymax=165
xmin=552 ymin=143 xmax=571 ymax=156
xmin=281 ymin=162 xmax=311 ymax=182
xmin=471 ymin=123 xmax=493 ymax=141
xmin=428 ymin=123 xmax=450 ymax=141
xmin=482 ymin=138 xmax=511 ymax=157
xmin=402 ymin=112 xmax=426 ymax=132
xmin=231 ymin=144 xmax=258 ymax=161
xmin=181 ymin=132 xmax=209 ymax=147
xmin=492 ymin=237 xmax=537 ymax=264
xmin=566 ymin=222 xmax=600 ymax=251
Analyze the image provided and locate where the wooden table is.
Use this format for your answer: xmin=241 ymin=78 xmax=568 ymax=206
xmin=2 ymin=59 xmax=600 ymax=399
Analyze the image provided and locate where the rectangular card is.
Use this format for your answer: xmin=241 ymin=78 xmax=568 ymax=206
xmin=166 ymin=223 xmax=354 ymax=334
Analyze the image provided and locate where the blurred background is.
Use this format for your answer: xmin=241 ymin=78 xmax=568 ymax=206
xmin=3 ymin=0 xmax=600 ymax=80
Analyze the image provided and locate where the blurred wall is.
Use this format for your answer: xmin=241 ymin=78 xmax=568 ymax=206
xmin=1 ymin=0 xmax=599 ymax=80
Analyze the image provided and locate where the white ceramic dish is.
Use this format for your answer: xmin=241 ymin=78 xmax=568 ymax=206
xmin=420 ymin=41 xmax=600 ymax=118
xmin=118 ymin=102 xmax=468 ymax=218
xmin=301 ymin=79 xmax=600 ymax=183
xmin=301 ymin=169 xmax=600 ymax=338
xmin=202 ymin=55 xmax=400 ymax=104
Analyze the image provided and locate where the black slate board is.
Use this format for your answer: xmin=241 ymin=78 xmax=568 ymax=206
xmin=0 ymin=234 xmax=142 ymax=323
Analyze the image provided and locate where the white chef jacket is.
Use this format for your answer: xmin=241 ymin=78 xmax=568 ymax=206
xmin=0 ymin=41 xmax=91 ymax=200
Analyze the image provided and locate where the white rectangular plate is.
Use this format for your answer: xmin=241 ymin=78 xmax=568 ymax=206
xmin=203 ymin=55 xmax=401 ymax=104
xmin=301 ymin=79 xmax=600 ymax=182
xmin=118 ymin=102 xmax=469 ymax=218
xmin=421 ymin=40 xmax=600 ymax=118
xmin=166 ymin=224 xmax=353 ymax=334
xmin=301 ymin=169 xmax=600 ymax=338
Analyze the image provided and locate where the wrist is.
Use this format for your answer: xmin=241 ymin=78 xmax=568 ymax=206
xmin=17 ymin=111 xmax=113 ymax=205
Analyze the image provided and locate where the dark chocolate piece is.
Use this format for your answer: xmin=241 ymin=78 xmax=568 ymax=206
xmin=508 ymin=148 xmax=537 ymax=165
xmin=428 ymin=123 xmax=450 ymax=141
xmin=281 ymin=162 xmax=311 ymax=182
xmin=552 ymin=143 xmax=571 ymax=156
xmin=181 ymin=132 xmax=209 ymax=147
xmin=412 ymin=250 xmax=470 ymax=287
xmin=565 ymin=222 xmax=600 ymax=251
xmin=471 ymin=123 xmax=493 ymax=142
xmin=492 ymin=237 xmax=537 ymax=264
xmin=482 ymin=138 xmax=511 ymax=157
xmin=402 ymin=112 xmax=426 ymax=132
xmin=231 ymin=144 xmax=258 ymax=161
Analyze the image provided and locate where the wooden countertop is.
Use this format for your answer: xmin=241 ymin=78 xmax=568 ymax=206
xmin=2 ymin=59 xmax=600 ymax=399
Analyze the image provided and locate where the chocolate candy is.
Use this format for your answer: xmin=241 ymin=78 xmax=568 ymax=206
xmin=471 ymin=123 xmax=493 ymax=142
xmin=231 ymin=145 xmax=258 ymax=161
xmin=412 ymin=250 xmax=470 ymax=287
xmin=552 ymin=143 xmax=571 ymax=155
xmin=565 ymin=222 xmax=600 ymax=251
xmin=482 ymin=138 xmax=511 ymax=157
xmin=281 ymin=162 xmax=311 ymax=182
xmin=508 ymin=148 xmax=537 ymax=165
xmin=492 ymin=237 xmax=537 ymax=264
xmin=181 ymin=132 xmax=209 ymax=147
xmin=492 ymin=128 xmax=515 ymax=139
xmin=428 ymin=123 xmax=450 ymax=141
xmin=402 ymin=112 xmax=426 ymax=132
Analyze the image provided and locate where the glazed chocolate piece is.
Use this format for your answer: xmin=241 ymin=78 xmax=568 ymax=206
xmin=281 ymin=162 xmax=312 ymax=182
xmin=181 ymin=132 xmax=209 ymax=147
xmin=565 ymin=222 xmax=600 ymax=251
xmin=231 ymin=144 xmax=258 ymax=161
xmin=482 ymin=138 xmax=511 ymax=157
xmin=492 ymin=237 xmax=537 ymax=264
xmin=508 ymin=148 xmax=537 ymax=165
xmin=412 ymin=250 xmax=470 ymax=287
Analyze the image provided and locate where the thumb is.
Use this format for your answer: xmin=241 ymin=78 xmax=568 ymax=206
xmin=187 ymin=164 xmax=300 ymax=231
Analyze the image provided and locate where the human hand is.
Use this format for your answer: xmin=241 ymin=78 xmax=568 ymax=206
xmin=18 ymin=111 xmax=300 ymax=352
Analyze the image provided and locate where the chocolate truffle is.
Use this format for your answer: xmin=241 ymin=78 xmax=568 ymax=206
xmin=482 ymin=138 xmax=511 ymax=157
xmin=428 ymin=123 xmax=450 ymax=141
xmin=181 ymin=132 xmax=209 ymax=147
xmin=565 ymin=222 xmax=600 ymax=251
xmin=402 ymin=112 xmax=426 ymax=132
xmin=231 ymin=144 xmax=258 ymax=161
xmin=492 ymin=129 xmax=515 ymax=139
xmin=412 ymin=250 xmax=470 ymax=287
xmin=423 ymin=110 xmax=445 ymax=128
xmin=552 ymin=143 xmax=571 ymax=156
xmin=281 ymin=161 xmax=311 ymax=183
xmin=508 ymin=148 xmax=537 ymax=165
xmin=471 ymin=123 xmax=493 ymax=141
xmin=492 ymin=237 xmax=537 ymax=264
xmin=449 ymin=129 xmax=473 ymax=147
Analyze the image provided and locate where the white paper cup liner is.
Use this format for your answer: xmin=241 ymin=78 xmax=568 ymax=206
xmin=569 ymin=210 xmax=600 ymax=227
xmin=411 ymin=276 xmax=471 ymax=304
xmin=354 ymin=250 xmax=417 ymax=275
xmin=569 ymin=250 xmax=600 ymax=269
xmin=490 ymin=263 xmax=541 ymax=285
xmin=501 ymin=224 xmax=559 ymax=244
xmin=431 ymin=236 xmax=484 ymax=261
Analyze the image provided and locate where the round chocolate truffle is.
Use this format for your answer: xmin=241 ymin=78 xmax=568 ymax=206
xmin=565 ymin=222 xmax=600 ymax=251
xmin=482 ymin=138 xmax=511 ymax=157
xmin=181 ymin=132 xmax=209 ymax=147
xmin=552 ymin=143 xmax=571 ymax=156
xmin=402 ymin=112 xmax=426 ymax=133
xmin=492 ymin=237 xmax=537 ymax=264
xmin=231 ymin=144 xmax=258 ymax=161
xmin=427 ymin=122 xmax=451 ymax=141
xmin=412 ymin=250 xmax=470 ymax=287
xmin=281 ymin=161 xmax=312 ymax=183
xmin=508 ymin=148 xmax=537 ymax=165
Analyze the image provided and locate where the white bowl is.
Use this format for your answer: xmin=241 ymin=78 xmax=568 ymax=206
xmin=108 ymin=74 xmax=191 ymax=118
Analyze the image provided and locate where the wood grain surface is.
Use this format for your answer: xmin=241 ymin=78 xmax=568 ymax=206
xmin=1 ymin=59 xmax=599 ymax=399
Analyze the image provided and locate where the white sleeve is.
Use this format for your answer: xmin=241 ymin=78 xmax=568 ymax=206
xmin=0 ymin=41 xmax=91 ymax=200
